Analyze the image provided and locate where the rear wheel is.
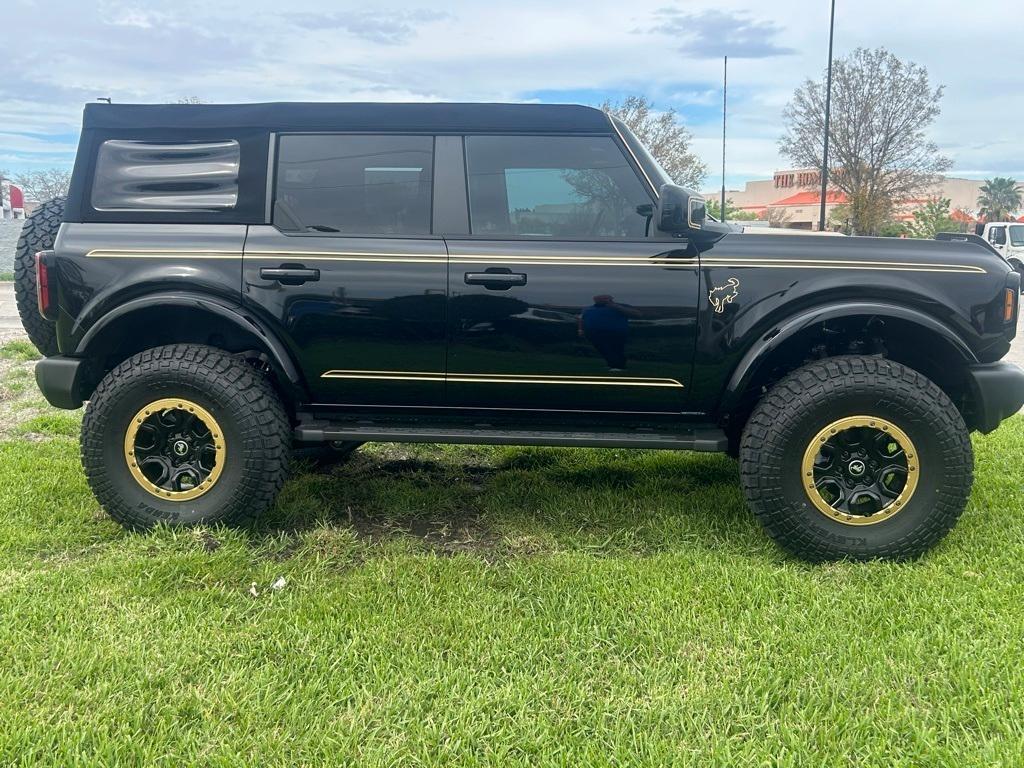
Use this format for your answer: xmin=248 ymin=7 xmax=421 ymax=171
xmin=82 ymin=344 xmax=291 ymax=530
xmin=13 ymin=196 xmax=64 ymax=357
xmin=739 ymin=356 xmax=973 ymax=561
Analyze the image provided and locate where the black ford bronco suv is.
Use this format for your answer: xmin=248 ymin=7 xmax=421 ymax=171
xmin=27 ymin=101 xmax=1024 ymax=561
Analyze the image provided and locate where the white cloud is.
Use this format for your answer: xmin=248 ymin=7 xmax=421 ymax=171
xmin=1 ymin=0 xmax=1021 ymax=184
xmin=644 ymin=8 xmax=796 ymax=59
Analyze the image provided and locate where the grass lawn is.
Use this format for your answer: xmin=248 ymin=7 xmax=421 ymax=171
xmin=1 ymin=339 xmax=1023 ymax=766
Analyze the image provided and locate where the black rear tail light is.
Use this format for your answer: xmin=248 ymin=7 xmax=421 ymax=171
xmin=35 ymin=250 xmax=57 ymax=321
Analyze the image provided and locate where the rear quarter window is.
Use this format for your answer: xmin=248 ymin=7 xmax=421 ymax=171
xmin=91 ymin=139 xmax=241 ymax=211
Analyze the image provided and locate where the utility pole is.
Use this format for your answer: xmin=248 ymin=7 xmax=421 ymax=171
xmin=721 ymin=55 xmax=727 ymax=223
xmin=818 ymin=0 xmax=836 ymax=232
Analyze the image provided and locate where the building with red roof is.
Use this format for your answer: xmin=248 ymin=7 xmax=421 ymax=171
xmin=706 ymin=168 xmax=987 ymax=231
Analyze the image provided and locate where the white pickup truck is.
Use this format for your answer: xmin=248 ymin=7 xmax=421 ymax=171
xmin=981 ymin=221 xmax=1024 ymax=275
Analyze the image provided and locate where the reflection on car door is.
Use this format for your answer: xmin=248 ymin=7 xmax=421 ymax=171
xmin=445 ymin=135 xmax=699 ymax=413
xmin=242 ymin=134 xmax=447 ymax=407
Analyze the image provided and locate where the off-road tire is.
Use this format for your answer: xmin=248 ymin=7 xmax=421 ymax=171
xmin=740 ymin=356 xmax=973 ymax=562
xmin=82 ymin=344 xmax=291 ymax=530
xmin=13 ymin=196 xmax=64 ymax=357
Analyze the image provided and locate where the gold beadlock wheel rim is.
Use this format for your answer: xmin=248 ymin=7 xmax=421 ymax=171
xmin=123 ymin=398 xmax=226 ymax=502
xmin=801 ymin=415 xmax=919 ymax=526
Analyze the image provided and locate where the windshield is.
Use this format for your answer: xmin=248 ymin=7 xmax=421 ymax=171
xmin=1010 ymin=225 xmax=1024 ymax=247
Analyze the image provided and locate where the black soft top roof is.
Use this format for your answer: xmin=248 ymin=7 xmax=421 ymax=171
xmin=82 ymin=101 xmax=613 ymax=134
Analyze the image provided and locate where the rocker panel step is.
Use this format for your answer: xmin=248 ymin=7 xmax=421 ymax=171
xmin=294 ymin=420 xmax=728 ymax=452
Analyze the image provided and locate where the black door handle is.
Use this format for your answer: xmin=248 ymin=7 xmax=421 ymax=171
xmin=259 ymin=266 xmax=321 ymax=285
xmin=464 ymin=269 xmax=527 ymax=290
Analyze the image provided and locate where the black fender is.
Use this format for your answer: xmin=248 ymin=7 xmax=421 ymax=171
xmin=720 ymin=301 xmax=978 ymax=413
xmin=75 ymin=291 xmax=305 ymax=391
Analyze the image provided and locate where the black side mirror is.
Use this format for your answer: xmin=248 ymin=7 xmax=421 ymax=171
xmin=656 ymin=184 xmax=695 ymax=233
xmin=655 ymin=184 xmax=729 ymax=244
xmin=656 ymin=184 xmax=710 ymax=233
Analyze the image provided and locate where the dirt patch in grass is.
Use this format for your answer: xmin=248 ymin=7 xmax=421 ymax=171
xmin=0 ymin=337 xmax=83 ymax=442
xmin=0 ymin=345 xmax=45 ymax=439
xmin=267 ymin=444 xmax=525 ymax=561
xmin=267 ymin=509 xmax=509 ymax=565
xmin=332 ymin=446 xmax=518 ymax=558
xmin=347 ymin=507 xmax=503 ymax=556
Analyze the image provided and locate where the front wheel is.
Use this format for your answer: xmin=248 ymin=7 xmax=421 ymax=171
xmin=739 ymin=356 xmax=974 ymax=561
xmin=82 ymin=345 xmax=291 ymax=530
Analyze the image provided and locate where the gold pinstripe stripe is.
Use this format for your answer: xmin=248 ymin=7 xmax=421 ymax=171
xmin=321 ymin=370 xmax=684 ymax=388
xmin=702 ymin=259 xmax=985 ymax=274
xmin=247 ymin=256 xmax=684 ymax=264
xmin=251 ymin=255 xmax=444 ymax=264
xmin=321 ymin=370 xmax=444 ymax=381
xmin=249 ymin=252 xmax=681 ymax=266
xmin=247 ymin=250 xmax=445 ymax=261
xmin=87 ymin=249 xmax=242 ymax=259
xmin=85 ymin=249 xmax=986 ymax=274
xmin=449 ymin=375 xmax=683 ymax=387
xmin=248 ymin=251 xmax=687 ymax=267
xmin=458 ymin=261 xmax=684 ymax=267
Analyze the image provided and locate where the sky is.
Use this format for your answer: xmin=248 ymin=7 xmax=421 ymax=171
xmin=1 ymin=0 xmax=1021 ymax=191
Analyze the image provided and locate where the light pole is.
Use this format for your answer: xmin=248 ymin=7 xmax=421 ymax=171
xmin=818 ymin=0 xmax=836 ymax=232
xmin=721 ymin=55 xmax=727 ymax=223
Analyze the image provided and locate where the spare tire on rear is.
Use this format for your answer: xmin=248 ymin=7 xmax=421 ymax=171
xmin=13 ymin=196 xmax=64 ymax=357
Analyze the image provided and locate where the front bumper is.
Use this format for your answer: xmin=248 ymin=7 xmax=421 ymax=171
xmin=967 ymin=361 xmax=1024 ymax=433
xmin=35 ymin=355 xmax=87 ymax=410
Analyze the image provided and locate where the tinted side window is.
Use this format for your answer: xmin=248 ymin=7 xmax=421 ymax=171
xmin=92 ymin=140 xmax=240 ymax=211
xmin=465 ymin=135 xmax=651 ymax=239
xmin=275 ymin=135 xmax=433 ymax=235
xmin=990 ymin=226 xmax=1007 ymax=245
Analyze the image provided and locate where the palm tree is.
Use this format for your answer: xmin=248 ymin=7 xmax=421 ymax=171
xmin=977 ymin=177 xmax=1023 ymax=222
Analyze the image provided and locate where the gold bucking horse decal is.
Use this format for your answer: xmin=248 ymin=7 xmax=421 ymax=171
xmin=708 ymin=277 xmax=740 ymax=314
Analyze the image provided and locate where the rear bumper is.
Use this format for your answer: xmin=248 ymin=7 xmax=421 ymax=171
xmin=34 ymin=355 xmax=86 ymax=410
xmin=967 ymin=361 xmax=1024 ymax=433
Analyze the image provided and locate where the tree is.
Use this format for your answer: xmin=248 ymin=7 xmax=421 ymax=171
xmin=765 ymin=207 xmax=793 ymax=228
xmin=707 ymin=198 xmax=757 ymax=221
xmin=977 ymin=177 xmax=1022 ymax=222
xmin=780 ymin=47 xmax=951 ymax=236
xmin=827 ymin=203 xmax=853 ymax=234
xmin=13 ymin=168 xmax=72 ymax=203
xmin=601 ymin=96 xmax=707 ymax=189
xmin=906 ymin=197 xmax=959 ymax=238
xmin=877 ymin=220 xmax=909 ymax=238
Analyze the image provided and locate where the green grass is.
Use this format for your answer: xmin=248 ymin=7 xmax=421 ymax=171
xmin=0 ymin=339 xmax=40 ymax=362
xmin=0 ymin=345 xmax=1023 ymax=765
xmin=0 ymin=271 xmax=13 ymax=282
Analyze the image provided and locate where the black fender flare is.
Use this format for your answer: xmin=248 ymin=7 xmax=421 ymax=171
xmin=720 ymin=301 xmax=978 ymax=413
xmin=75 ymin=291 xmax=305 ymax=390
